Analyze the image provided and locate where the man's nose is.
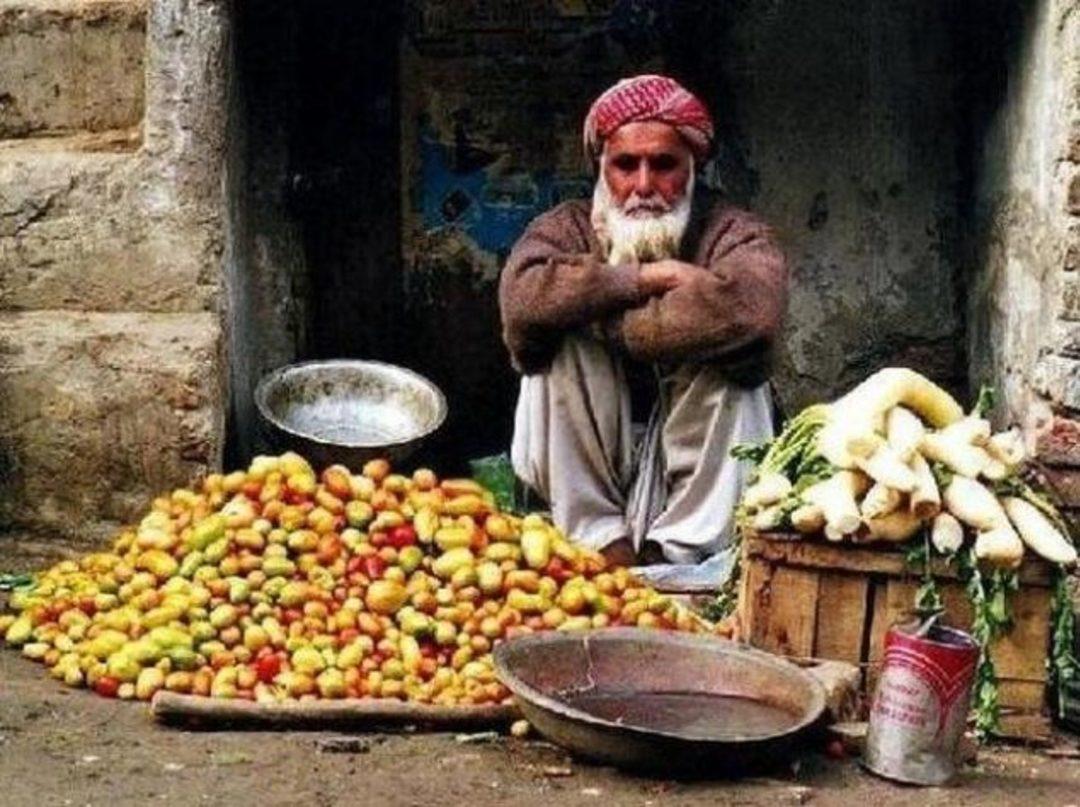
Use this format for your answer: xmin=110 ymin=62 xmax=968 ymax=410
xmin=634 ymin=163 xmax=655 ymax=196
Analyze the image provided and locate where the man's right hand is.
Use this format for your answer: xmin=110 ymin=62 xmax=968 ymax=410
xmin=638 ymin=259 xmax=699 ymax=296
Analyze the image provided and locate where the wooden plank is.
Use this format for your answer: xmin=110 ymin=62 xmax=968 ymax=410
xmin=759 ymin=566 xmax=820 ymax=658
xmin=996 ymin=680 xmax=1049 ymax=712
xmin=744 ymin=533 xmax=1054 ymax=586
xmin=989 ymin=586 xmax=1053 ymax=683
xmin=739 ymin=555 xmax=775 ymax=651
xmin=151 ymin=692 xmax=519 ymax=729
xmin=813 ymin=573 xmax=869 ymax=666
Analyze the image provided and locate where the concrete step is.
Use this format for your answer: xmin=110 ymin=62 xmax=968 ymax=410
xmin=0 ymin=0 xmax=147 ymax=139
xmin=0 ymin=309 xmax=223 ymax=544
xmin=0 ymin=131 xmax=218 ymax=313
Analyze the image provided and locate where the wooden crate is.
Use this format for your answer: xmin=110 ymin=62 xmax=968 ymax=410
xmin=737 ymin=533 xmax=1055 ymax=713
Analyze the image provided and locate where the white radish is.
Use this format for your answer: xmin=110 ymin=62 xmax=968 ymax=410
xmin=942 ymin=477 xmax=1009 ymax=531
xmin=803 ymin=471 xmax=870 ymax=536
xmin=987 ymin=428 xmax=1025 ymax=466
xmin=920 ymin=433 xmax=989 ymax=478
xmin=861 ymin=482 xmax=902 ymax=520
xmin=865 ymin=509 xmax=926 ymax=543
xmin=940 ymin=415 xmax=991 ymax=446
xmin=817 ymin=368 xmax=964 ymax=467
xmin=743 ymin=473 xmax=793 ymax=511
xmin=855 ymin=444 xmax=917 ymax=492
xmin=974 ymin=524 xmax=1024 ymax=569
xmin=790 ymin=504 xmax=825 ymax=534
xmin=979 ymin=454 xmax=1009 ymax=481
xmin=886 ymin=406 xmax=925 ymax=461
xmin=751 ymin=505 xmax=784 ymax=533
xmin=1002 ymin=497 xmax=1077 ymax=565
xmin=817 ymin=426 xmax=859 ymax=468
xmin=909 ymin=453 xmax=942 ymax=519
xmin=931 ymin=512 xmax=964 ymax=554
xmin=824 ymin=523 xmax=848 ymax=542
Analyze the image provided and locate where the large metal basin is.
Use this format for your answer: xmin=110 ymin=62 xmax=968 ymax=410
xmin=494 ymin=628 xmax=825 ymax=776
xmin=254 ymin=360 xmax=447 ymax=470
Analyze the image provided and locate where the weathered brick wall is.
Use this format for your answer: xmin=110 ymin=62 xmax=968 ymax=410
xmin=964 ymin=1 xmax=1080 ymax=516
xmin=0 ymin=0 xmax=229 ymax=546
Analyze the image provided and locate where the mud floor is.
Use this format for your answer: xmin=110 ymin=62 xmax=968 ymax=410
xmin=4 ymin=647 xmax=1080 ymax=807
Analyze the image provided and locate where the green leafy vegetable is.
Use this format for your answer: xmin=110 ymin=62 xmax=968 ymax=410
xmin=957 ymin=549 xmax=1017 ymax=740
xmin=973 ymin=384 xmax=997 ymax=418
xmin=1050 ymin=570 xmax=1079 ymax=719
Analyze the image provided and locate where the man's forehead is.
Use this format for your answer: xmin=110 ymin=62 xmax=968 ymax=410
xmin=604 ymin=122 xmax=692 ymax=156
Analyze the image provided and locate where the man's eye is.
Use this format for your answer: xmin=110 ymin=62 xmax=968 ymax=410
xmin=612 ymin=156 xmax=638 ymax=171
xmin=650 ymin=155 xmax=678 ymax=171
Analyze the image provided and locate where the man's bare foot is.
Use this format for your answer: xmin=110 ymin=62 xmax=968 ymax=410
xmin=600 ymin=538 xmax=637 ymax=568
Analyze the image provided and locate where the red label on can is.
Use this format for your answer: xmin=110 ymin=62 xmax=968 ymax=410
xmin=879 ymin=625 xmax=979 ymax=735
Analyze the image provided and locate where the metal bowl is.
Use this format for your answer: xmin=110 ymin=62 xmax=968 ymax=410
xmin=254 ymin=360 xmax=447 ymax=470
xmin=493 ymin=628 xmax=825 ymax=776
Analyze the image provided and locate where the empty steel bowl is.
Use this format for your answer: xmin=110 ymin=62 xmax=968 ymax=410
xmin=254 ymin=360 xmax=447 ymax=470
xmin=493 ymin=628 xmax=826 ymax=776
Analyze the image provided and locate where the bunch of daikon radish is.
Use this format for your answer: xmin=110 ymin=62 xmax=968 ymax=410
xmin=738 ymin=368 xmax=1077 ymax=569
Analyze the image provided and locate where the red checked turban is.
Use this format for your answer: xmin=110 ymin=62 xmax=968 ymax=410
xmin=583 ymin=75 xmax=714 ymax=162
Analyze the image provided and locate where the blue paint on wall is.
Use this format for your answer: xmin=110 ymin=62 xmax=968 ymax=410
xmin=420 ymin=132 xmax=591 ymax=257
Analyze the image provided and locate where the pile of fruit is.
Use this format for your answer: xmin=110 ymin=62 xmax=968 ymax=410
xmin=737 ymin=368 xmax=1075 ymax=568
xmin=0 ymin=454 xmax=705 ymax=705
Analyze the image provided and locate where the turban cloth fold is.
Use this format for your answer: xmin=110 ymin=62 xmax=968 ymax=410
xmin=583 ymin=74 xmax=714 ymax=162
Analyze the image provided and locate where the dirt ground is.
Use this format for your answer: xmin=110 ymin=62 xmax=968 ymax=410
xmin=3 ymin=649 xmax=1080 ymax=807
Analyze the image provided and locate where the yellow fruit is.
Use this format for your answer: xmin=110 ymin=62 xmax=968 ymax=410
xmin=520 ymin=529 xmax=552 ymax=570
xmin=365 ymin=580 xmax=408 ymax=615
xmin=136 ymin=667 xmax=165 ymax=701
xmin=432 ymin=548 xmax=474 ymax=580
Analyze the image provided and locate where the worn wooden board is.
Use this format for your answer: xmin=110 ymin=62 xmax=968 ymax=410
xmin=744 ymin=533 xmax=1055 ymax=586
xmin=151 ymin=691 xmax=519 ymax=730
xmin=739 ymin=533 xmax=1053 ymax=716
xmin=813 ymin=573 xmax=869 ymax=666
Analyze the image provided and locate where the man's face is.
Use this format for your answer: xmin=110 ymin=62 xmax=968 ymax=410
xmin=601 ymin=122 xmax=694 ymax=215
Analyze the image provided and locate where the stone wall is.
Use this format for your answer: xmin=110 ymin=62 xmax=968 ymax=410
xmin=0 ymin=0 xmax=230 ymax=546
xmin=963 ymin=0 xmax=1080 ymax=517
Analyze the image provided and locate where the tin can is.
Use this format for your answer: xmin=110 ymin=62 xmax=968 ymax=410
xmin=863 ymin=620 xmax=978 ymax=785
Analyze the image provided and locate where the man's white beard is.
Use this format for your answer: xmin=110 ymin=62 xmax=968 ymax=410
xmin=591 ymin=164 xmax=693 ymax=266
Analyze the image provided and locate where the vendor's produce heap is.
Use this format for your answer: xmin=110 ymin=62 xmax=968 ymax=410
xmin=1 ymin=455 xmax=702 ymax=704
xmin=738 ymin=368 xmax=1076 ymax=568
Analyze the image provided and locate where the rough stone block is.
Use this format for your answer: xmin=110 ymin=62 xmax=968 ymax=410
xmin=1034 ymin=414 xmax=1080 ymax=466
xmin=1033 ymin=465 xmax=1080 ymax=508
xmin=0 ymin=310 xmax=223 ymax=544
xmin=1032 ymin=354 xmax=1080 ymax=411
xmin=0 ymin=0 xmax=146 ymax=138
xmin=1062 ymin=274 xmax=1080 ymax=321
xmin=0 ymin=143 xmax=219 ymax=312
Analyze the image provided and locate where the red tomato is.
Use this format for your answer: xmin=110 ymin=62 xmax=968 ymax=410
xmin=338 ymin=628 xmax=360 ymax=645
xmin=284 ymin=490 xmax=307 ymax=505
xmin=362 ymin=556 xmax=386 ymax=580
xmin=370 ymin=531 xmax=388 ymax=549
xmin=544 ymin=557 xmax=568 ymax=580
xmin=470 ymin=531 xmax=489 ymax=553
xmin=281 ymin=608 xmax=303 ymax=626
xmin=77 ymin=597 xmax=97 ymax=617
xmin=317 ymin=534 xmax=343 ymax=565
xmin=386 ymin=525 xmax=417 ymax=549
xmin=94 ymin=676 xmax=121 ymax=698
xmin=418 ymin=640 xmax=437 ymax=659
xmin=254 ymin=654 xmax=282 ymax=684
xmin=241 ymin=481 xmax=262 ymax=500
xmin=346 ymin=556 xmax=365 ymax=575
